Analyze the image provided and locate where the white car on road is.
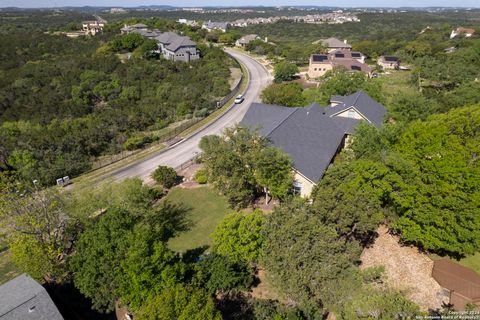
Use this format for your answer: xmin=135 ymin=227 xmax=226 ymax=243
xmin=234 ymin=94 xmax=244 ymax=104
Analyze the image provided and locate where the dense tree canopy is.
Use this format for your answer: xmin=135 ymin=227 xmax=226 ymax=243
xmin=152 ymin=165 xmax=178 ymax=188
xmin=199 ymin=127 xmax=293 ymax=207
xmin=312 ymin=160 xmax=402 ymax=243
xmin=0 ymin=179 xmax=81 ymax=282
xmin=392 ymin=105 xmax=480 ymax=256
xmin=211 ymin=211 xmax=265 ymax=263
xmin=70 ymin=179 xmax=189 ymax=312
xmin=194 ymin=254 xmax=254 ymax=295
xmin=137 ymin=284 xmax=222 ymax=320
xmin=262 ymin=201 xmax=362 ymax=304
xmin=0 ymin=22 xmax=233 ymax=185
xmin=274 ymin=61 xmax=299 ymax=82
xmin=260 ymin=82 xmax=305 ymax=107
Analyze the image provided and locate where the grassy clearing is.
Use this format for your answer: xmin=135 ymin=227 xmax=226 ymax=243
xmin=430 ymin=252 xmax=480 ymax=274
xmin=165 ymin=186 xmax=232 ymax=253
xmin=458 ymin=253 xmax=480 ymax=274
xmin=0 ymin=245 xmax=20 ymax=285
xmin=379 ymin=70 xmax=417 ymax=104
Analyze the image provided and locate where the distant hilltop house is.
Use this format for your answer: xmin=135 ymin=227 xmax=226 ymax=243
xmin=110 ymin=7 xmax=127 ymax=13
xmin=419 ymin=26 xmax=432 ymax=34
xmin=202 ymin=21 xmax=230 ymax=33
xmin=240 ymin=91 xmax=386 ymax=197
xmin=378 ymin=55 xmax=400 ymax=70
xmin=450 ymin=27 xmax=475 ymax=39
xmin=313 ymin=37 xmax=352 ymax=52
xmin=120 ymin=25 xmax=200 ymax=62
xmin=308 ymin=49 xmax=370 ymax=79
xmin=82 ymin=20 xmax=104 ymax=36
xmin=120 ymin=23 xmax=148 ymax=34
xmin=0 ymin=274 xmax=64 ymax=320
xmin=235 ymin=34 xmax=261 ymax=47
xmin=178 ymin=18 xmax=198 ymax=27
xmin=432 ymin=259 xmax=480 ymax=310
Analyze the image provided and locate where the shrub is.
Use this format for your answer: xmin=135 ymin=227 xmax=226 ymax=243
xmin=195 ymin=169 xmax=208 ymax=184
xmin=152 ymin=166 xmax=178 ymax=188
xmin=124 ymin=135 xmax=152 ymax=151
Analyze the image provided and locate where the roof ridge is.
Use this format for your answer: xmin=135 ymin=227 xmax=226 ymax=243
xmin=265 ymin=107 xmax=299 ymax=137
xmin=351 ymin=90 xmax=363 ymax=107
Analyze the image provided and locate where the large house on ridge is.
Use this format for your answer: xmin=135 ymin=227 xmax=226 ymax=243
xmin=120 ymin=25 xmax=200 ymax=62
xmin=155 ymin=32 xmax=200 ymax=62
xmin=240 ymin=91 xmax=386 ymax=197
xmin=308 ymin=49 xmax=370 ymax=79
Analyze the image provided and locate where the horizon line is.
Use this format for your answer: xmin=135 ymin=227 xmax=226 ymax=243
xmin=1 ymin=5 xmax=480 ymax=9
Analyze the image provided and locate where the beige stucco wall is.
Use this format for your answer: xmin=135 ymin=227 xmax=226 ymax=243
xmin=308 ymin=63 xmax=332 ymax=79
xmin=334 ymin=107 xmax=364 ymax=120
xmin=294 ymin=171 xmax=316 ymax=198
xmin=378 ymin=61 xmax=397 ymax=69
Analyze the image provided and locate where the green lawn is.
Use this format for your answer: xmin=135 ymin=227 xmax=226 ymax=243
xmin=0 ymin=248 xmax=20 ymax=285
xmin=165 ymin=186 xmax=232 ymax=253
xmin=430 ymin=252 xmax=480 ymax=275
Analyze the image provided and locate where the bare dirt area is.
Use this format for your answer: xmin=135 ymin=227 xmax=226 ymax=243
xmin=360 ymin=225 xmax=448 ymax=311
xmin=293 ymin=73 xmax=319 ymax=89
xmin=250 ymin=268 xmax=283 ymax=302
xmin=177 ymin=163 xmax=204 ymax=189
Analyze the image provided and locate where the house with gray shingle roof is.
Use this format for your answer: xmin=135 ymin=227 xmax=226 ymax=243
xmin=120 ymin=25 xmax=199 ymax=62
xmin=155 ymin=32 xmax=200 ymax=62
xmin=314 ymin=37 xmax=352 ymax=52
xmin=236 ymin=34 xmax=260 ymax=47
xmin=202 ymin=21 xmax=230 ymax=32
xmin=240 ymin=91 xmax=385 ymax=197
xmin=120 ymin=23 xmax=148 ymax=34
xmin=0 ymin=274 xmax=64 ymax=320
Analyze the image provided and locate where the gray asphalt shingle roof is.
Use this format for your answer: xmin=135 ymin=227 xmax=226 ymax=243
xmin=155 ymin=32 xmax=196 ymax=52
xmin=0 ymin=274 xmax=64 ymax=320
xmin=240 ymin=91 xmax=385 ymax=182
xmin=321 ymin=37 xmax=352 ymax=48
xmin=327 ymin=91 xmax=386 ymax=127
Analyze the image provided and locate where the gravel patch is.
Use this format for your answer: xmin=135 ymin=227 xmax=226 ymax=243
xmin=360 ymin=225 xmax=448 ymax=311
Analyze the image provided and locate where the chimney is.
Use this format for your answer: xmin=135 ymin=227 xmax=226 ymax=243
xmin=344 ymin=39 xmax=348 ymax=44
xmin=265 ymin=37 xmax=268 ymax=42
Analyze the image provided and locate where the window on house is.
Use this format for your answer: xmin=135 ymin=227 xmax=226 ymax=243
xmin=292 ymin=180 xmax=302 ymax=195
xmin=348 ymin=109 xmax=356 ymax=118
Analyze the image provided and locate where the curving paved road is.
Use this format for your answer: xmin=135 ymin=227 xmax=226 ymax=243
xmin=108 ymin=48 xmax=272 ymax=182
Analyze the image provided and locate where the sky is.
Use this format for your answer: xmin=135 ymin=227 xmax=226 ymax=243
xmin=2 ymin=0 xmax=479 ymax=8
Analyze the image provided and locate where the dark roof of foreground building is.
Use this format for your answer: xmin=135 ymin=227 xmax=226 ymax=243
xmin=240 ymin=91 xmax=385 ymax=182
xmin=0 ymin=274 xmax=64 ymax=320
xmin=329 ymin=91 xmax=386 ymax=126
xmin=433 ymin=259 xmax=480 ymax=301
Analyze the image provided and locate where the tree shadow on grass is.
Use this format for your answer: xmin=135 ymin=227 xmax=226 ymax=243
xmin=147 ymin=201 xmax=193 ymax=242
xmin=182 ymin=245 xmax=210 ymax=264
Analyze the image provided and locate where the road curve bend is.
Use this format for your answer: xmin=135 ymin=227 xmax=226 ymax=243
xmin=108 ymin=48 xmax=272 ymax=182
